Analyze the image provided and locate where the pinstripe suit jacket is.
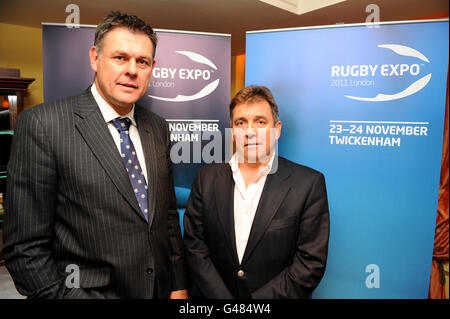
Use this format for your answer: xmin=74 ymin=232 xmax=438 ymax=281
xmin=2 ymin=88 xmax=187 ymax=298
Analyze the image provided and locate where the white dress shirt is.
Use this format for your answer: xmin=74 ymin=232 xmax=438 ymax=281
xmin=91 ymin=83 xmax=148 ymax=183
xmin=229 ymin=152 xmax=275 ymax=264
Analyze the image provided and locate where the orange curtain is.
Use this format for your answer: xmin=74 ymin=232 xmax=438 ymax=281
xmin=429 ymin=69 xmax=449 ymax=299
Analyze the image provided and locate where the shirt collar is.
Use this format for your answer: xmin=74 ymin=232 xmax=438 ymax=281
xmin=91 ymin=83 xmax=136 ymax=126
xmin=229 ymin=152 xmax=275 ymax=176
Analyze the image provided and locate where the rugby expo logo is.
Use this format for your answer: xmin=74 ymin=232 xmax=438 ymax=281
xmin=148 ymin=50 xmax=219 ymax=102
xmin=331 ymin=44 xmax=431 ymax=102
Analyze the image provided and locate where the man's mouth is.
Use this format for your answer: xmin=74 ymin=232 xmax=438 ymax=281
xmin=245 ymin=143 xmax=259 ymax=147
xmin=118 ymin=83 xmax=138 ymax=89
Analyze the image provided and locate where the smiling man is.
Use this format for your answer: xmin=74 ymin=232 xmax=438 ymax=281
xmin=183 ymin=85 xmax=330 ymax=299
xmin=3 ymin=12 xmax=188 ymax=299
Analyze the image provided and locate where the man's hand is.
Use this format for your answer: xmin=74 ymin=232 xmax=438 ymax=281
xmin=169 ymin=289 xmax=189 ymax=299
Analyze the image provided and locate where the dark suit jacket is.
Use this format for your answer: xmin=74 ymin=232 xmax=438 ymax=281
xmin=183 ymin=156 xmax=329 ymax=299
xmin=2 ymin=88 xmax=187 ymax=298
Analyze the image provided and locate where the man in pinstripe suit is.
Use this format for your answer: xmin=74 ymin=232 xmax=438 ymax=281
xmin=2 ymin=12 xmax=188 ymax=299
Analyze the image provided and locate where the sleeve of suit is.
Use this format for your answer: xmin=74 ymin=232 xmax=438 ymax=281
xmin=164 ymin=123 xmax=188 ymax=291
xmin=183 ymin=169 xmax=234 ymax=299
xmin=251 ymin=172 xmax=330 ymax=299
xmin=2 ymin=109 xmax=67 ymax=298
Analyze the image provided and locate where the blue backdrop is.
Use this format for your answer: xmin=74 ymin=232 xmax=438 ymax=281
xmin=245 ymin=20 xmax=449 ymax=298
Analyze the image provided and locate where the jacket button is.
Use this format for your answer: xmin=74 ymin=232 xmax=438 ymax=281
xmin=237 ymin=270 xmax=244 ymax=277
xmin=146 ymin=268 xmax=153 ymax=274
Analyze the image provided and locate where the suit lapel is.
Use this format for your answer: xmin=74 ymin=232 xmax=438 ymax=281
xmin=74 ymin=89 xmax=146 ymax=222
xmin=240 ymin=158 xmax=291 ymax=266
xmin=214 ymin=166 xmax=240 ymax=266
xmin=134 ymin=106 xmax=158 ymax=228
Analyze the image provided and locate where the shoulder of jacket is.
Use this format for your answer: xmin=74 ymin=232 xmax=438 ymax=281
xmin=278 ymin=156 xmax=324 ymax=179
xmin=197 ymin=162 xmax=229 ymax=177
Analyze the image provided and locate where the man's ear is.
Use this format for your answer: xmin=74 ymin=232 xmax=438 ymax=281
xmin=275 ymin=121 xmax=282 ymax=140
xmin=89 ymin=46 xmax=99 ymax=73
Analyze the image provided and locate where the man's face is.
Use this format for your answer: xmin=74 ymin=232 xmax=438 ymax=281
xmin=232 ymin=100 xmax=281 ymax=164
xmin=89 ymin=27 xmax=155 ymax=114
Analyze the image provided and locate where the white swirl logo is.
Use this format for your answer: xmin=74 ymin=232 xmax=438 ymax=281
xmin=148 ymin=51 xmax=219 ymax=102
xmin=344 ymin=44 xmax=431 ymax=102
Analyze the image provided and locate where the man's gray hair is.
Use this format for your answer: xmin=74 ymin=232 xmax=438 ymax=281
xmin=94 ymin=11 xmax=158 ymax=58
xmin=229 ymin=85 xmax=280 ymax=124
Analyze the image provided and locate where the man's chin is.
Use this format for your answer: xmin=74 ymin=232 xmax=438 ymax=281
xmin=113 ymin=94 xmax=143 ymax=107
xmin=237 ymin=150 xmax=272 ymax=164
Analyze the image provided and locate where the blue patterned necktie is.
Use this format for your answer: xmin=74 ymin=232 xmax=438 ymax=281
xmin=112 ymin=117 xmax=149 ymax=221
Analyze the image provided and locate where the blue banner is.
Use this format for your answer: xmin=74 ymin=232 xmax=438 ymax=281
xmin=245 ymin=20 xmax=449 ymax=298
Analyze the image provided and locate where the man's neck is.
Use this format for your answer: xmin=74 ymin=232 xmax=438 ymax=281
xmin=93 ymin=79 xmax=133 ymax=116
xmin=237 ymin=153 xmax=273 ymax=188
xmin=238 ymin=152 xmax=273 ymax=170
xmin=238 ymin=161 xmax=267 ymax=172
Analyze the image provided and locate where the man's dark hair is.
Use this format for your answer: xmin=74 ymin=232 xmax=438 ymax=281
xmin=229 ymin=85 xmax=280 ymax=124
xmin=94 ymin=11 xmax=158 ymax=58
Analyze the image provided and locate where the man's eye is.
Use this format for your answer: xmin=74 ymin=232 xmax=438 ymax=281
xmin=138 ymin=60 xmax=148 ymax=65
xmin=115 ymin=56 xmax=124 ymax=61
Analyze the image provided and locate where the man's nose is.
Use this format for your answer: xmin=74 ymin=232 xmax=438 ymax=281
xmin=125 ymin=59 xmax=138 ymax=77
xmin=245 ymin=126 xmax=256 ymax=137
